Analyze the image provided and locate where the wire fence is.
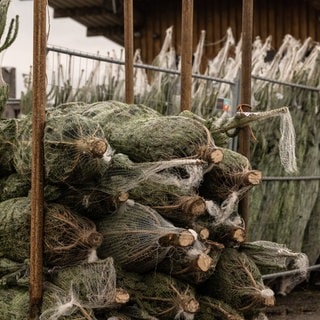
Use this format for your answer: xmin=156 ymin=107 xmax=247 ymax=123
xmin=44 ymin=44 xmax=239 ymax=115
xmin=47 ymin=45 xmax=320 ymax=182
xmin=46 ymin=44 xmax=236 ymax=85
xmin=262 ymin=176 xmax=320 ymax=181
xmin=262 ymin=264 xmax=320 ymax=280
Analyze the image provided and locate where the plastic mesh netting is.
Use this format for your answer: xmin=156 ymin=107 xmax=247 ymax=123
xmin=97 ymin=200 xmax=196 ymax=272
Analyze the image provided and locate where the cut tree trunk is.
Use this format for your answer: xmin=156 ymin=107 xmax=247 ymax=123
xmin=157 ymin=239 xmax=223 ymax=284
xmin=199 ymin=148 xmax=261 ymax=204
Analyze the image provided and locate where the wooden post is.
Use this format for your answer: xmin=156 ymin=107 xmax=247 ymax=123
xmin=180 ymin=0 xmax=194 ymax=111
xmin=29 ymin=0 xmax=46 ymax=318
xmin=124 ymin=0 xmax=134 ymax=104
xmin=238 ymin=0 xmax=253 ymax=234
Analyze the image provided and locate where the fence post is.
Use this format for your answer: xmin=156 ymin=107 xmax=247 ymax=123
xmin=238 ymin=0 xmax=254 ymax=235
xmin=180 ymin=0 xmax=194 ymax=111
xmin=124 ymin=0 xmax=134 ymax=104
xmin=29 ymin=0 xmax=46 ymax=318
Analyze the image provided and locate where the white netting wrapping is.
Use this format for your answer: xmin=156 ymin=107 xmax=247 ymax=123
xmin=277 ymin=252 xmax=309 ymax=295
xmin=40 ymin=283 xmax=95 ymax=320
xmin=279 ymin=109 xmax=297 ymax=173
xmin=240 ymin=241 xmax=309 ymax=294
xmin=240 ymin=241 xmax=308 ymax=271
xmin=96 ymin=200 xmax=196 ymax=272
xmin=100 ymin=153 xmax=206 ymax=195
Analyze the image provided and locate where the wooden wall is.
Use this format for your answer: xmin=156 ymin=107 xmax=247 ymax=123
xmin=134 ymin=0 xmax=320 ymax=64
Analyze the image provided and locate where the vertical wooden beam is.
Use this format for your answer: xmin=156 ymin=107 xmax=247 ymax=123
xmin=29 ymin=0 xmax=46 ymax=319
xmin=124 ymin=0 xmax=134 ymax=104
xmin=238 ymin=0 xmax=253 ymax=234
xmin=180 ymin=0 xmax=193 ymax=111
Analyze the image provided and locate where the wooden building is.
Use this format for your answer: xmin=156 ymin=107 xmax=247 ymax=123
xmin=48 ymin=0 xmax=320 ymax=64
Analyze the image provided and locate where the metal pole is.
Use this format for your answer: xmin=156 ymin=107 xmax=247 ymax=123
xmin=262 ymin=264 xmax=320 ymax=280
xmin=29 ymin=0 xmax=46 ymax=318
xmin=180 ymin=0 xmax=194 ymax=111
xmin=124 ymin=0 xmax=134 ymax=104
xmin=238 ymin=0 xmax=253 ymax=234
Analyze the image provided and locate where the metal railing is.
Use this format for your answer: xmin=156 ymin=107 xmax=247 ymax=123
xmin=262 ymin=264 xmax=320 ymax=280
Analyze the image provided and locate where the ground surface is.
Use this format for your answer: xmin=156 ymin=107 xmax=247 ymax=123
xmin=266 ymin=286 xmax=320 ymax=320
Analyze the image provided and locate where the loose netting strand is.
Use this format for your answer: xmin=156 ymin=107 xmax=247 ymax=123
xmin=278 ymin=109 xmax=297 ymax=173
xmin=98 ymin=153 xmax=206 ymax=196
xmin=40 ymin=282 xmax=95 ymax=320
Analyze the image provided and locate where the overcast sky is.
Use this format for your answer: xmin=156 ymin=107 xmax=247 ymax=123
xmin=2 ymin=0 xmax=122 ymax=96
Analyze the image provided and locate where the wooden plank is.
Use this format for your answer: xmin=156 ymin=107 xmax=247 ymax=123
xmin=124 ymin=0 xmax=134 ymax=103
xmin=29 ymin=0 xmax=46 ymax=318
xmin=180 ymin=0 xmax=194 ymax=111
xmin=238 ymin=0 xmax=253 ymax=234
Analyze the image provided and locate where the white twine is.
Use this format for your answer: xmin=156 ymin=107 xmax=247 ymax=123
xmin=279 ymin=110 xmax=298 ymax=173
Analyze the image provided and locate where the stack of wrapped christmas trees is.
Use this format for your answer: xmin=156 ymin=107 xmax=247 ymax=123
xmin=0 ymin=101 xmax=308 ymax=320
